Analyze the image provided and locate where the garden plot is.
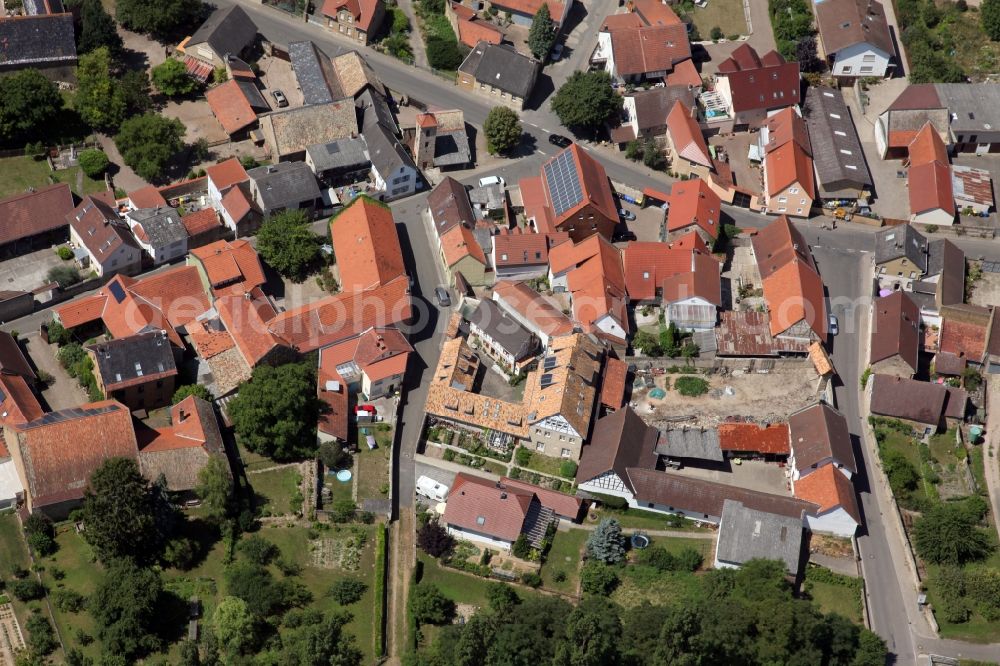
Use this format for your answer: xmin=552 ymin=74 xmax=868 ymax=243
xmin=310 ymin=530 xmax=367 ymax=571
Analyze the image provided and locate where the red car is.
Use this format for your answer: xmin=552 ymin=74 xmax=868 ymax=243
xmin=355 ymin=404 xmax=376 ymax=414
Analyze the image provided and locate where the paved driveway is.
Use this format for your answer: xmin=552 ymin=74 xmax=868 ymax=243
xmin=0 ymin=247 xmax=67 ymax=293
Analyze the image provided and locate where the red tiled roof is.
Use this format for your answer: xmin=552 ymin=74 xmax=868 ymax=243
xmin=128 ymin=185 xmax=168 ymax=209
xmin=216 ymin=287 xmax=282 ymax=367
xmin=440 ymin=224 xmax=487 ymax=268
xmin=752 ymin=217 xmax=825 ymax=338
xmin=221 ymin=184 xmax=253 ymax=223
xmin=601 ymin=12 xmax=644 ymax=30
xmin=206 ymin=80 xmax=257 ymax=135
xmin=621 ymin=241 xmax=691 ymax=301
xmin=666 ymin=100 xmax=711 ymax=168
xmin=0 ymin=183 xmax=73 ymax=248
xmin=500 ymin=476 xmax=583 ymax=519
xmin=330 ymin=197 xmax=406 ymax=292
xmin=630 ymin=0 xmax=683 ymax=26
xmin=451 ymin=3 xmax=503 ymax=48
xmin=667 ymin=178 xmax=721 ymax=239
xmin=555 ymin=235 xmax=628 ymax=336
xmin=492 ymin=280 xmax=575 ymax=339
xmin=763 ymin=107 xmax=811 ymax=155
xmin=444 ymin=472 xmax=535 ymax=542
xmin=716 ymin=44 xmax=800 ymax=113
xmin=765 ymin=140 xmax=816 ymax=200
xmin=608 ymin=24 xmax=691 ymax=77
xmin=206 ymin=157 xmax=249 ymax=193
xmin=493 ymin=230 xmax=566 ymax=268
xmin=519 ymin=176 xmax=555 ymax=234
xmin=190 ymin=238 xmax=266 ymax=297
xmin=909 ymin=160 xmax=955 ymax=217
xmin=0 ymin=374 xmax=43 ymax=426
xmin=718 ymin=422 xmax=790 ymax=455
xmin=665 ymin=57 xmax=702 ymax=87
xmin=794 ymin=464 xmax=860 ymax=525
xmin=940 ymin=318 xmax=987 ymax=360
xmin=660 ymin=251 xmax=721 ymax=305
xmin=600 ymin=356 xmax=628 ymax=409
xmin=182 ymin=208 xmax=222 ymax=237
xmin=908 ymin=122 xmax=948 ymax=167
xmin=322 ymin=0 xmax=382 ymax=30
xmin=751 ymin=214 xmax=815 ymax=279
xmin=668 ymin=229 xmax=710 ymax=254
xmin=542 ymin=145 xmax=618 ymax=232
xmin=13 ymin=400 xmax=139 ymax=509
xmin=490 ymin=0 xmax=565 ymax=21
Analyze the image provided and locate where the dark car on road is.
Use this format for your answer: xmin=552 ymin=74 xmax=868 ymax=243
xmin=548 ymin=134 xmax=572 ymax=148
xmin=434 ymin=286 xmax=451 ymax=307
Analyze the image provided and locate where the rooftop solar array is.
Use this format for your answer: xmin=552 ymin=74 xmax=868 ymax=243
xmin=109 ymin=281 xmax=126 ymax=304
xmin=543 ymin=356 xmax=557 ymax=370
xmin=22 ymin=404 xmax=117 ymax=430
xmin=542 ymin=149 xmax=583 ymax=217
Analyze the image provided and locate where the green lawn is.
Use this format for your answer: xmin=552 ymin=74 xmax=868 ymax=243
xmin=237 ymin=441 xmax=277 ymax=472
xmin=541 ymin=529 xmax=587 ymax=595
xmin=250 ymin=466 xmax=302 ymax=516
xmin=356 ymin=426 xmax=393 ymax=502
xmin=38 ymin=525 xmax=103 ymax=663
xmin=0 ymin=513 xmax=37 ymax=641
xmin=0 ymin=156 xmax=106 ymax=199
xmin=685 ymin=0 xmax=748 ymax=38
xmin=804 ymin=566 xmax=863 ymax=625
xmin=417 ymin=553 xmax=541 ymax=609
xmin=520 ymin=449 xmax=572 ymax=479
xmin=929 ymin=429 xmax=962 ymax=463
xmin=877 ymin=428 xmax=936 ymax=505
xmin=970 ymin=444 xmax=987 ymax=492
xmin=611 ymin=566 xmax=702 ymax=610
xmin=592 ymin=506 xmax=700 ymax=532
xmin=645 ymin=535 xmax=715 ymax=561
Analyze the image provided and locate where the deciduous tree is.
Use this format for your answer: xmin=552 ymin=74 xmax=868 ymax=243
xmin=913 ymin=500 xmax=993 ymax=565
xmin=151 ymin=59 xmax=199 ymax=97
xmin=196 ymin=455 xmax=234 ymax=523
xmin=0 ymin=70 xmax=62 ymax=145
xmin=76 ymin=48 xmax=127 ymax=131
xmin=115 ymin=113 xmax=185 ymax=182
xmin=484 ymin=106 xmax=522 ymax=155
xmin=116 ymin=0 xmax=202 ymax=39
xmin=82 ymin=457 xmax=162 ymax=563
xmin=78 ymin=149 xmax=110 ymax=178
xmin=984 ymin=0 xmax=1000 ymax=40
xmin=90 ymin=559 xmax=164 ymax=661
xmin=551 ymin=71 xmax=622 ymax=133
xmin=212 ymin=596 xmax=255 ymax=659
xmin=255 ymin=210 xmax=321 ymax=281
xmin=79 ymin=0 xmax=124 ymax=56
xmin=409 ymin=583 xmax=455 ymax=625
xmin=173 ymin=384 xmax=213 ymax=404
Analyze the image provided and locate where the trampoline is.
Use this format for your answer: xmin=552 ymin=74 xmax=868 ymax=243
xmin=631 ymin=533 xmax=650 ymax=549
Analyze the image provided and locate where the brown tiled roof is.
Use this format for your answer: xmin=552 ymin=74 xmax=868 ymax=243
xmin=322 ymin=0 xmax=382 ymax=31
xmin=136 ymin=396 xmax=226 ymax=491
xmin=716 ymin=44 xmax=800 ymax=113
xmin=788 ymin=402 xmax=855 ymax=474
xmin=793 ymin=464 xmax=860 ymax=524
xmin=870 ymin=291 xmax=919 ymax=374
xmin=0 ymin=331 xmax=36 ymax=381
xmin=13 ymin=400 xmax=139 ymax=508
xmin=869 ymin=374 xmax=946 ymax=426
xmin=444 ymin=472 xmax=535 ymax=542
xmin=608 ymin=24 xmax=690 ymax=77
xmin=522 ymin=333 xmax=602 ymax=436
xmin=493 ymin=230 xmax=566 ymax=269
xmin=68 ymin=191 xmax=139 ymax=263
xmin=718 ymin=422 xmax=790 ymax=455
xmin=815 ymin=0 xmax=893 ymax=57
xmin=428 ymin=177 xmax=475 ymax=237
xmin=630 ymin=0 xmax=683 ymax=26
xmin=540 ymin=145 xmax=618 ymax=232
xmin=0 ymin=183 xmax=73 ymax=247
xmin=940 ymin=317 xmax=987 ymax=360
xmin=331 ymin=51 xmax=385 ymax=97
xmin=576 ymin=406 xmax=658 ymax=487
xmin=500 ymin=476 xmax=583 ymax=519
xmin=492 ymin=280 xmax=575 ymax=339
xmin=626 ymin=467 xmax=817 ymax=519
xmin=934 ymin=351 xmax=966 ymax=375
xmin=330 ymin=197 xmax=406 ymax=292
xmin=490 ymin=0 xmax=564 ymax=20
xmin=600 ymin=356 xmax=628 ymax=410
xmin=190 ymin=238 xmax=266 ymax=297
xmin=260 ymin=100 xmax=359 ymax=158
xmin=205 ymin=80 xmax=257 ymax=135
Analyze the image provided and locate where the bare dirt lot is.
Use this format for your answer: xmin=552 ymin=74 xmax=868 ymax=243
xmin=967 ymin=268 xmax=1000 ymax=308
xmin=633 ymin=363 xmax=820 ymax=429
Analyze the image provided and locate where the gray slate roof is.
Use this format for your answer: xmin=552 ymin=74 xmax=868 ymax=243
xmin=236 ymin=79 xmax=270 ymax=112
xmin=87 ymin=330 xmax=177 ymax=390
xmin=247 ymin=162 xmax=322 ymax=211
xmin=0 ymin=13 xmax=76 ymax=67
xmin=458 ymin=41 xmax=540 ymax=99
xmin=716 ymin=499 xmax=803 ymax=573
xmin=655 ymin=427 xmax=723 ymax=462
xmin=359 ymin=89 xmax=398 ymax=134
xmin=873 ymin=224 xmax=927 ymax=269
xmin=803 ymin=87 xmax=872 ymax=196
xmin=936 ymin=83 xmax=1000 ymax=137
xmin=468 ymin=298 xmax=538 ymax=362
xmin=188 ymin=5 xmax=257 ymax=59
xmin=129 ymin=207 xmax=187 ymax=248
xmin=434 ymin=130 xmax=472 ymax=167
xmin=289 ymin=40 xmax=343 ymax=104
xmin=365 ymin=122 xmax=416 ymax=180
xmin=307 ymin=136 xmax=370 ymax=172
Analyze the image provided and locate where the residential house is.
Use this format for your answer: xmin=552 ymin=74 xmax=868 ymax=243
xmin=874 ymin=83 xmax=1000 ymax=158
xmin=0 ymin=373 xmax=44 ymax=508
xmin=751 ymin=215 xmax=827 ymax=344
xmin=67 ymin=192 xmax=142 ymax=278
xmin=54 ymin=265 xmax=210 ymax=348
xmin=486 ymin=0 xmax=571 ymax=27
xmin=492 ymin=230 xmax=568 ymax=281
xmin=594 ymin=9 xmax=691 ymax=84
xmin=491 ymin=280 xmax=575 ymax=348
xmin=868 ymin=373 xmax=961 ymax=435
xmin=870 ymin=291 xmax=920 ymax=377
xmin=939 ymin=304 xmax=990 ymax=368
xmin=126 ymin=206 xmax=188 ymax=266
xmin=443 ymin=473 xmax=577 ymax=551
xmin=457 ymin=42 xmax=540 ymax=111
xmin=182 ymin=208 xmax=226 ymax=249
xmin=306 ymin=136 xmax=371 ymax=187
xmin=0 ymin=13 xmax=76 ymax=80
xmin=714 ymin=499 xmax=804 ymax=573
xmin=614 ymin=86 xmax=697 ymax=146
xmin=289 ymin=41 xmax=347 ymax=105
xmin=320 ymin=0 xmax=386 ymax=44
xmin=5 ymin=400 xmax=138 ymax=517
xmin=205 ymin=78 xmax=270 ymax=138
xmin=952 ymin=166 xmax=994 ymax=215
xmin=762 ymin=108 xmax=816 ymax=218
xmin=660 ymin=252 xmax=722 ymax=331
xmin=0 ymin=183 xmax=73 ymax=258
xmin=576 ymin=406 xmax=660 ymax=501
xmin=247 ymin=162 xmax=323 ymax=219
xmin=908 ymin=123 xmax=955 ymax=226
xmin=713 ymin=44 xmax=801 ymax=129
xmin=446 ymin=1 xmax=503 ymax=49
xmin=205 ymin=158 xmax=256 ymax=235
xmin=468 ymin=298 xmax=539 ymax=373
xmin=548 ymin=234 xmax=628 ymax=345
xmin=413 ymin=109 xmax=472 ymax=171
xmin=814 ymin=0 xmax=894 ymax=79
xmin=428 ymin=177 xmax=476 ymax=238
xmin=182 ymin=5 xmax=257 ymax=71
xmin=666 ymin=178 xmax=721 ymax=244
xmin=792 ymin=464 xmax=861 ymax=537
xmin=621 ymin=241 xmax=691 ymax=305
xmin=330 ymin=196 xmax=406 ymax=291
xmin=665 ymin=101 xmax=712 ymax=178
xmin=802 ymin=87 xmax=873 ymax=203
xmin=440 ymin=223 xmax=489 ymax=287
xmin=872 ymin=224 xmax=928 ymax=292
xmin=258 ymin=100 xmax=359 ymax=162
xmin=519 ymin=144 xmax=619 ymax=241
xmin=717 ymin=421 xmax=790 ymax=461
xmin=87 ymin=331 xmax=178 ymax=411
xmin=188 ymin=239 xmax=267 ymax=299
xmin=126 ymin=185 xmax=167 ymax=211
xmin=787 ymin=402 xmax=856 ymax=481
xmin=365 ymin=121 xmax=421 ymax=200
xmin=136 ymin=396 xmax=228 ymax=495
xmin=499 ymin=476 xmax=585 ymax=521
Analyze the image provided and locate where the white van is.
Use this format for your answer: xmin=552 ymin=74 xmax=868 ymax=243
xmin=416 ymin=475 xmax=450 ymax=502
xmin=478 ymin=175 xmax=506 ymax=188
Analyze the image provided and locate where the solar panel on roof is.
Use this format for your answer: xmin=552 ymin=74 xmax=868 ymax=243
xmin=543 ymin=149 xmax=583 ymax=217
xmin=109 ymin=281 xmax=126 ymax=304
xmin=0 ymin=388 xmax=6 ymax=403
xmin=540 ymin=373 xmax=554 ymax=388
xmin=543 ymin=356 xmax=557 ymax=370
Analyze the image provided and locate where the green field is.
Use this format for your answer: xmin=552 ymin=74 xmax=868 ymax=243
xmin=417 ymin=553 xmax=542 ymax=609
xmin=540 ymin=528 xmax=587 ymax=595
xmin=611 ymin=565 xmax=703 ymax=610
xmin=685 ymin=0 xmax=749 ymax=39
xmin=0 ymin=156 xmax=107 ymax=200
xmin=804 ymin=566 xmax=863 ymax=625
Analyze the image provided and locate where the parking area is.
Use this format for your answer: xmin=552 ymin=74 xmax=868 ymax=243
xmin=624 ymin=201 xmax=664 ymax=242
xmin=0 ymin=246 xmax=69 ymax=293
xmin=22 ymin=333 xmax=88 ymax=410
xmin=710 ymin=133 xmax=760 ymax=195
xmin=257 ymin=54 xmax=305 ymax=110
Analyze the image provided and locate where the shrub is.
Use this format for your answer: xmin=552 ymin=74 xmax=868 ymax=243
xmin=53 ymin=588 xmax=87 ymax=613
xmin=559 ymin=460 xmax=578 ymax=479
xmin=9 ymin=578 xmax=45 ymax=601
xmin=521 ymin=572 xmax=542 ymax=588
xmin=512 ymin=534 xmax=533 ymax=559
xmin=552 ymin=570 xmax=567 ymax=583
xmin=56 ymin=246 xmax=74 ymax=260
xmin=329 ymin=578 xmax=368 ymax=605
xmin=78 ymin=149 xmax=110 ymax=178
xmin=238 ymin=535 xmax=278 ymax=565
xmin=24 ymin=514 xmax=56 ymax=556
xmin=675 ymin=376 xmax=709 ymax=397
xmin=330 ymin=499 xmax=357 ymax=523
xmin=417 ymin=519 xmax=454 ymax=558
xmin=675 ymin=547 xmax=704 ymax=572
xmin=580 ymin=562 xmax=619 ymax=595
xmin=710 ymin=26 xmax=724 ymax=40
xmin=515 ymin=447 xmax=532 ymax=466
xmin=47 ymin=265 xmax=81 ymax=288
xmin=26 ymin=614 xmax=57 ymax=655
xmin=426 ymin=36 xmax=463 ymax=70
xmin=409 ymin=583 xmax=455 ymax=625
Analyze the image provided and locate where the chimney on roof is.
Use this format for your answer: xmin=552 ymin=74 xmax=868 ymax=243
xmin=500 ymin=492 xmax=507 ymax=500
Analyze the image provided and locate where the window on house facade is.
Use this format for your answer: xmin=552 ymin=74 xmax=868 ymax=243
xmin=561 ymin=448 xmax=571 ymax=457
xmin=841 ymin=66 xmax=852 ymax=74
